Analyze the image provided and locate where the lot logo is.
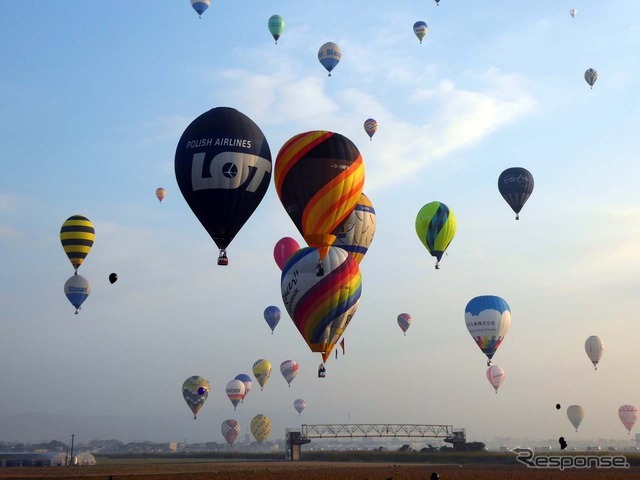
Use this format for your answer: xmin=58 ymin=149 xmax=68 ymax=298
xmin=512 ymin=447 xmax=630 ymax=470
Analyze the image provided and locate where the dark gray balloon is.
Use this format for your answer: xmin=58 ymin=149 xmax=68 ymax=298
xmin=498 ymin=167 xmax=534 ymax=220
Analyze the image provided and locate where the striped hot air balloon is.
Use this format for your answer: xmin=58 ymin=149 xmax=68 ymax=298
xmin=280 ymin=360 xmax=299 ymax=387
xmin=397 ymin=313 xmax=412 ymax=335
xmin=498 ymin=167 xmax=534 ymax=220
xmin=274 ymin=131 xmax=365 ymax=260
xmin=225 ymin=379 xmax=245 ymax=411
xmin=363 ymin=118 xmax=378 ymax=140
xmin=281 ymin=247 xmax=362 ymax=363
xmin=60 ymin=215 xmax=95 ymax=273
xmin=415 ymin=201 xmax=457 ymax=269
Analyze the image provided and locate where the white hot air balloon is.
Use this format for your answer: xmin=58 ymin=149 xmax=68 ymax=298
xmin=618 ymin=405 xmax=638 ymax=435
xmin=280 ymin=360 xmax=299 ymax=387
xmin=225 ymin=379 xmax=245 ymax=411
xmin=585 ymin=336 xmax=604 ymax=370
xmin=486 ymin=365 xmax=505 ymax=393
xmin=569 ymin=9 xmax=577 ymax=18
xmin=294 ymin=399 xmax=307 ymax=415
xmin=567 ymin=405 xmax=584 ymax=432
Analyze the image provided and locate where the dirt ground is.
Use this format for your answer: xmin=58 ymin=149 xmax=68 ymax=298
xmin=0 ymin=461 xmax=639 ymax=480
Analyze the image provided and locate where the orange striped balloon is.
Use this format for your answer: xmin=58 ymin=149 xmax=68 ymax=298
xmin=274 ymin=131 xmax=365 ymax=259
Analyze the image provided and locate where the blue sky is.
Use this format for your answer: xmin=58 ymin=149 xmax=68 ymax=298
xmin=2 ymin=1 xmax=640 ymax=446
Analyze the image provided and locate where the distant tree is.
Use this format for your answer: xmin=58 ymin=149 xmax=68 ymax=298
xmin=398 ymin=444 xmax=413 ymax=452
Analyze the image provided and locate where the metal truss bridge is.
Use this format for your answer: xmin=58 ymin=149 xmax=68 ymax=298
xmin=300 ymin=424 xmax=456 ymax=439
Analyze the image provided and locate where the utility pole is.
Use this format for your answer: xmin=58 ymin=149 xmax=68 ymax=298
xmin=69 ymin=434 xmax=75 ymax=467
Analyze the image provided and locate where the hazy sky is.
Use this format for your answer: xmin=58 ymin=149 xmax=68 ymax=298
xmin=2 ymin=1 xmax=640 ymax=446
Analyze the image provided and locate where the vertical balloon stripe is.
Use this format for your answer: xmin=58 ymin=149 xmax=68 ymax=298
xmin=274 ymin=131 xmax=333 ymax=193
xmin=426 ymin=204 xmax=448 ymax=250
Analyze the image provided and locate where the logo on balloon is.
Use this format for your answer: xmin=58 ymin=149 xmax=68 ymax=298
xmin=223 ymin=163 xmax=238 ymax=178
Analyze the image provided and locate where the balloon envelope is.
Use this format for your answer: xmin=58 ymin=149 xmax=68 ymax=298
xmin=252 ymin=359 xmax=272 ymax=390
xmin=268 ymin=15 xmax=285 ymax=43
xmin=415 ymin=201 xmax=457 ymax=268
xmin=413 ymin=21 xmax=428 ymax=43
xmin=250 ymin=414 xmax=271 ymax=444
xmin=570 ymin=9 xmax=577 ymax=17
xmin=60 ymin=215 xmax=95 ymax=273
xmin=281 ymin=247 xmax=362 ymax=362
xmin=618 ymin=405 xmax=638 ymax=434
xmin=363 ymin=118 xmax=378 ymax=140
xmin=225 ymin=380 xmax=246 ymax=410
xmin=174 ymin=107 xmax=272 ymax=262
xmin=318 ymin=42 xmax=341 ymax=75
xmin=274 ymin=237 xmax=300 ymax=270
xmin=182 ymin=376 xmax=210 ymax=419
xmin=294 ymin=399 xmax=307 ymax=415
xmin=64 ymin=274 xmax=91 ymax=314
xmin=584 ymin=68 xmax=598 ymax=88
xmin=234 ymin=374 xmax=252 ymax=402
xmin=567 ymin=405 xmax=584 ymax=432
xmin=108 ymin=273 xmax=118 ymax=284
xmin=280 ymin=360 xmax=299 ymax=386
xmin=221 ymin=419 xmax=240 ymax=445
xmin=191 ymin=0 xmax=210 ymax=17
xmin=332 ymin=193 xmax=376 ymax=265
xmin=498 ymin=167 xmax=534 ymax=219
xmin=397 ymin=313 xmax=412 ymax=335
xmin=263 ymin=306 xmax=281 ymax=333
xmin=156 ymin=187 xmax=166 ymax=202
xmin=465 ymin=295 xmax=511 ymax=363
xmin=486 ymin=365 xmax=506 ymax=393
xmin=585 ymin=336 xmax=604 ymax=370
xmin=274 ymin=131 xmax=365 ymax=259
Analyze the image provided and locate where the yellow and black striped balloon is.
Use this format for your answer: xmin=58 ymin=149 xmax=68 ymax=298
xmin=60 ymin=215 xmax=95 ymax=273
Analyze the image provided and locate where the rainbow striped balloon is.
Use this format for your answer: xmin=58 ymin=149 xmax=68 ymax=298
xmin=275 ymin=131 xmax=365 ymax=259
xmin=60 ymin=215 xmax=95 ymax=273
xmin=281 ymin=247 xmax=361 ymax=361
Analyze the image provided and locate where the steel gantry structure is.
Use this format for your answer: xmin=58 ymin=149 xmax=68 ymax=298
xmin=301 ymin=424 xmax=455 ymax=439
xmin=286 ymin=424 xmax=463 ymax=461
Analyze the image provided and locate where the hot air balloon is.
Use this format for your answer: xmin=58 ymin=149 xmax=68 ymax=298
xmin=618 ymin=405 xmax=638 ymax=435
xmin=435 ymin=0 xmax=441 ymax=5
xmin=584 ymin=68 xmax=598 ymax=89
xmin=498 ymin=168 xmax=534 ymax=220
xmin=191 ymin=0 xmax=210 ymax=18
xmin=465 ymin=295 xmax=511 ymax=366
xmin=275 ymin=130 xmax=364 ymax=263
xmin=268 ymin=15 xmax=285 ymax=44
xmin=174 ymin=107 xmax=272 ymax=266
xmin=225 ymin=379 xmax=245 ymax=411
xmin=234 ymin=374 xmax=252 ymax=403
xmin=415 ymin=201 xmax=456 ymax=269
xmin=397 ymin=313 xmax=411 ymax=336
xmin=585 ymin=336 xmax=604 ymax=370
xmin=294 ymin=399 xmax=307 ymax=415
xmin=318 ymin=42 xmax=341 ymax=76
xmin=332 ymin=193 xmax=376 ymax=265
xmin=60 ymin=215 xmax=95 ymax=273
xmin=274 ymin=237 xmax=300 ymax=270
xmin=569 ymin=9 xmax=577 ymax=18
xmin=567 ymin=405 xmax=584 ymax=432
xmin=221 ymin=419 xmax=240 ymax=445
xmin=263 ymin=306 xmax=281 ymax=334
xmin=108 ymin=273 xmax=118 ymax=284
xmin=486 ymin=365 xmax=505 ymax=393
xmin=64 ymin=274 xmax=90 ymax=314
xmin=413 ymin=21 xmax=428 ymax=43
xmin=281 ymin=247 xmax=362 ymax=363
xmin=250 ymin=414 xmax=271 ymax=444
xmin=252 ymin=359 xmax=272 ymax=390
xmin=156 ymin=187 xmax=166 ymax=203
xmin=182 ymin=376 xmax=210 ymax=419
xmin=363 ymin=119 xmax=378 ymax=140
xmin=280 ymin=360 xmax=299 ymax=387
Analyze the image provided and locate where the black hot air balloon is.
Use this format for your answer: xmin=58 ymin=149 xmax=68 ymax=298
xmin=175 ymin=107 xmax=272 ymax=265
xmin=498 ymin=167 xmax=534 ymax=220
xmin=109 ymin=273 xmax=118 ymax=284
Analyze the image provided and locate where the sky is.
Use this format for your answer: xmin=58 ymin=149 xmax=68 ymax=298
xmin=2 ymin=0 xmax=640 ymax=447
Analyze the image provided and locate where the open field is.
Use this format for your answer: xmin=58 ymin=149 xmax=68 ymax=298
xmin=1 ymin=459 xmax=640 ymax=480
